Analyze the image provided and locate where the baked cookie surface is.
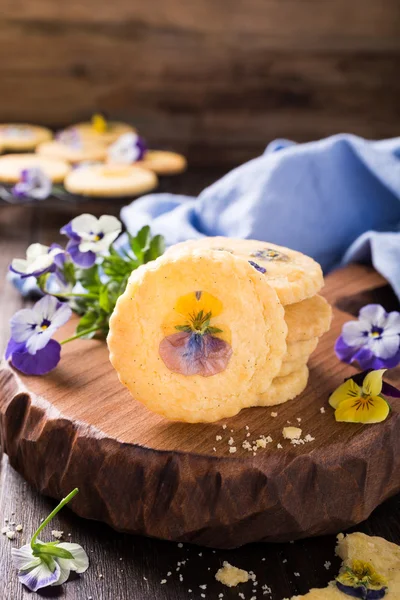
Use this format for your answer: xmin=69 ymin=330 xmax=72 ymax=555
xmin=255 ymin=365 xmax=309 ymax=407
xmin=0 ymin=153 xmax=70 ymax=183
xmin=285 ymin=294 xmax=332 ymax=342
xmin=71 ymin=120 xmax=135 ymax=144
xmin=108 ymin=250 xmax=287 ymax=422
xmin=285 ymin=338 xmax=319 ymax=362
xmin=36 ymin=140 xmax=107 ymax=164
xmin=0 ymin=124 xmax=52 ymax=151
xmin=64 ymin=164 xmax=158 ymax=197
xmin=139 ymin=150 xmax=187 ymax=175
xmin=166 ymin=237 xmax=324 ymax=305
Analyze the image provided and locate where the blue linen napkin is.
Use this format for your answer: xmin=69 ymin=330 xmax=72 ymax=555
xmin=121 ymin=134 xmax=400 ymax=299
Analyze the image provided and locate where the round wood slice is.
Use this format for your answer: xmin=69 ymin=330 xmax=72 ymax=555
xmin=0 ymin=265 xmax=399 ymax=549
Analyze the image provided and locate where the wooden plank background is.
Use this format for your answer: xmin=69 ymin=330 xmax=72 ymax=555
xmin=1 ymin=0 xmax=399 ymax=166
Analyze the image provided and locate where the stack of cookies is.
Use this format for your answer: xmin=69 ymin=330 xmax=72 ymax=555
xmin=108 ymin=238 xmax=332 ymax=423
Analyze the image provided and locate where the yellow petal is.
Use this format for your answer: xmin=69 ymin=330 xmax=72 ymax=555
xmin=329 ymin=378 xmax=361 ymax=409
xmin=174 ymin=291 xmax=223 ymax=319
xmin=91 ymin=113 xmax=107 ymax=133
xmin=335 ymin=395 xmax=390 ymax=424
xmin=362 ymin=369 xmax=386 ymax=397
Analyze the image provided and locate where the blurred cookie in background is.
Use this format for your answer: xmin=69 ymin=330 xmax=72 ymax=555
xmin=0 ymin=153 xmax=70 ymax=184
xmin=0 ymin=124 xmax=52 ymax=152
xmin=64 ymin=164 xmax=158 ymax=198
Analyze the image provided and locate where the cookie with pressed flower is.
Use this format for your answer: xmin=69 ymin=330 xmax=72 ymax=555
xmin=285 ymin=337 xmax=319 ymax=363
xmin=108 ymin=250 xmax=287 ymax=423
xmin=285 ymin=295 xmax=332 ymax=343
xmin=254 ymin=365 xmax=309 ymax=407
xmin=289 ymin=532 xmax=400 ymax=599
xmin=36 ymin=140 xmax=107 ymax=165
xmin=166 ymin=237 xmax=324 ymax=305
xmin=0 ymin=154 xmax=70 ymax=184
xmin=64 ymin=164 xmax=158 ymax=198
xmin=139 ymin=150 xmax=187 ymax=175
xmin=0 ymin=124 xmax=52 ymax=151
xmin=71 ymin=115 xmax=135 ymax=145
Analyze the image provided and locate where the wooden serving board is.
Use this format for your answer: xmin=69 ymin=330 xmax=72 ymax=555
xmin=0 ymin=265 xmax=399 ymax=549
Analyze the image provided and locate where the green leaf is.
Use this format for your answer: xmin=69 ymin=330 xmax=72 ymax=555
xmin=99 ymin=284 xmax=110 ymax=312
xmin=63 ymin=261 xmax=77 ymax=286
xmin=144 ymin=235 xmax=165 ymax=263
xmin=129 ymin=226 xmax=151 ymax=262
xmin=175 ymin=325 xmax=192 ymax=333
xmin=76 ymin=311 xmax=100 ymax=338
xmin=78 ymin=265 xmax=101 ymax=293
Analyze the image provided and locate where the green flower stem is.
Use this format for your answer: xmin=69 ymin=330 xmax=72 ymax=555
xmin=60 ymin=327 xmax=100 ymax=345
xmin=31 ymin=488 xmax=79 ymax=549
xmin=55 ymin=293 xmax=98 ymax=299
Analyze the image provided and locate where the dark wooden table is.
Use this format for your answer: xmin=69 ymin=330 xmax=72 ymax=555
xmin=0 ymin=170 xmax=399 ymax=600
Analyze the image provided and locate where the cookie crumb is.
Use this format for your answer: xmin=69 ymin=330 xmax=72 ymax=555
xmin=15 ymin=525 xmax=23 ymax=532
xmin=6 ymin=531 xmax=16 ymax=540
xmin=51 ymin=530 xmax=64 ymax=540
xmin=324 ymin=560 xmax=331 ymax=570
xmin=283 ymin=426 xmax=302 ymax=440
xmin=229 ymin=447 xmax=237 ymax=453
xmin=320 ymin=407 xmax=326 ymax=414
xmin=216 ymin=435 xmax=222 ymax=441
xmin=271 ymin=412 xmax=278 ymax=417
xmin=215 ymin=561 xmax=249 ymax=587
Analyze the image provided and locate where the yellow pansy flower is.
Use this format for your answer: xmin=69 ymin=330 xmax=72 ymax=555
xmin=329 ymin=370 xmax=390 ymax=424
xmin=91 ymin=114 xmax=108 ymax=133
xmin=336 ymin=559 xmax=387 ymax=597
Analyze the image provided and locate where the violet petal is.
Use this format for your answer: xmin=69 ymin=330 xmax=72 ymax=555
xmin=11 ymin=339 xmax=61 ymax=375
xmin=67 ymin=241 xmax=96 ymax=268
xmin=159 ymin=331 xmax=232 ymax=377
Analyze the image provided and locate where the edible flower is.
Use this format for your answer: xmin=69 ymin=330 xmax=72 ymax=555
xmin=336 ymin=559 xmax=388 ymax=599
xmin=56 ymin=128 xmax=82 ymax=148
xmin=250 ymin=248 xmax=289 ymax=261
xmin=335 ymin=304 xmax=400 ymax=370
xmin=10 ymin=243 xmax=66 ymax=279
xmin=12 ymin=488 xmax=89 ymax=592
xmin=6 ymin=295 xmax=72 ymax=375
xmin=248 ymin=260 xmax=266 ymax=274
xmin=91 ymin=113 xmax=108 ymax=133
xmin=329 ymin=369 xmax=392 ymax=424
xmin=107 ymin=132 xmax=147 ymax=164
xmin=12 ymin=167 xmax=52 ymax=200
xmin=61 ymin=213 xmax=122 ymax=268
xmin=159 ymin=291 xmax=232 ymax=376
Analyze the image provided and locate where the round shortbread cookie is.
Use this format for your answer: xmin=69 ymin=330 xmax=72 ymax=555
xmin=278 ymin=356 xmax=308 ymax=378
xmin=0 ymin=153 xmax=70 ymax=183
xmin=166 ymin=237 xmax=324 ymax=305
xmin=108 ymin=250 xmax=287 ymax=423
xmin=285 ymin=337 xmax=318 ymax=362
xmin=71 ymin=121 xmax=135 ymax=145
xmin=0 ymin=124 xmax=52 ymax=151
xmin=64 ymin=164 xmax=158 ymax=197
xmin=255 ymin=365 xmax=309 ymax=407
xmin=139 ymin=150 xmax=187 ymax=175
xmin=285 ymin=294 xmax=332 ymax=343
xmin=36 ymin=140 xmax=107 ymax=164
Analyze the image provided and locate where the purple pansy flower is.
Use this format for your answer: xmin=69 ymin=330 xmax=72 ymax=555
xmin=159 ymin=331 xmax=232 ymax=377
xmin=12 ymin=167 xmax=52 ymax=200
xmin=55 ymin=127 xmax=82 ymax=148
xmin=107 ymin=132 xmax=147 ymax=164
xmin=6 ymin=295 xmax=72 ymax=375
xmin=10 ymin=243 xmax=66 ymax=279
xmin=335 ymin=304 xmax=400 ymax=370
xmin=60 ymin=214 xmax=122 ymax=268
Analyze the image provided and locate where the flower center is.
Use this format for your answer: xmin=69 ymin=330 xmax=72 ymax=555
xmin=40 ymin=318 xmax=51 ymax=331
xmin=90 ymin=231 xmax=104 ymax=242
xmin=369 ymin=326 xmax=383 ymax=339
xmin=353 ymin=395 xmax=375 ymax=411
